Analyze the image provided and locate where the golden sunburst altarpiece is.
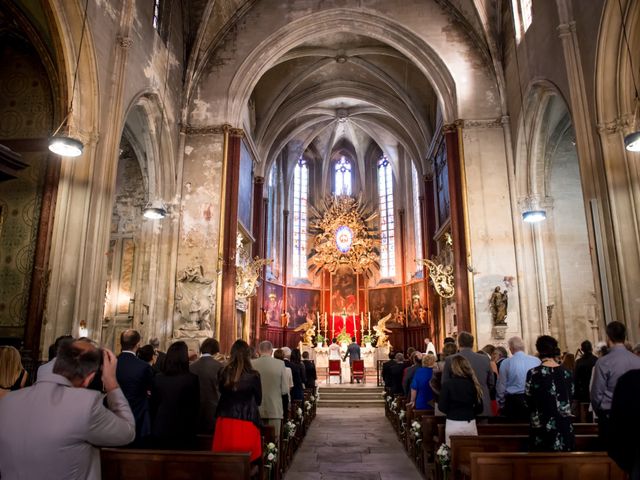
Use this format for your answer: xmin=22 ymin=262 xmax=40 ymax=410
xmin=307 ymin=195 xmax=379 ymax=276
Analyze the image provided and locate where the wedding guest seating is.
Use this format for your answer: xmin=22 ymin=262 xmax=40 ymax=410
xmin=351 ymin=359 xmax=365 ymax=383
xmin=100 ymin=449 xmax=251 ymax=479
xmin=469 ymin=452 xmax=626 ymax=480
xmin=327 ymin=359 xmax=341 ymax=383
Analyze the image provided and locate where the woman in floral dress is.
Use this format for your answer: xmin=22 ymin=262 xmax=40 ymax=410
xmin=525 ymin=335 xmax=575 ymax=451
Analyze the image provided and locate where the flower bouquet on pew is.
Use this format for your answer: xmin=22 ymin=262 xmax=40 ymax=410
xmin=284 ymin=420 xmax=297 ymax=441
xmin=264 ymin=442 xmax=278 ymax=479
xmin=436 ymin=444 xmax=451 ymax=480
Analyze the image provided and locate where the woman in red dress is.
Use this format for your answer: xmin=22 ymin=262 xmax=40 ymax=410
xmin=212 ymin=339 xmax=262 ymax=463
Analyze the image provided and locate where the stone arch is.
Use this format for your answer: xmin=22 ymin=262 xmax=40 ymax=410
xmin=595 ymin=0 xmax=640 ymax=340
xmin=515 ymin=81 xmax=599 ymax=350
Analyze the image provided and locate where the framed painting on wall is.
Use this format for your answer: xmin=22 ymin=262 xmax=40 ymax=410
xmin=263 ymin=282 xmax=284 ymax=327
xmin=286 ymin=288 xmax=321 ymax=328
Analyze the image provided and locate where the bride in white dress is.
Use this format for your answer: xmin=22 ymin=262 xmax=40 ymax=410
xmin=328 ymin=338 xmax=342 ymax=384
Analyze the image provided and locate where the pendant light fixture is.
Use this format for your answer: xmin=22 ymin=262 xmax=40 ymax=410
xmin=48 ymin=0 xmax=90 ymax=157
xmin=617 ymin=0 xmax=640 ymax=151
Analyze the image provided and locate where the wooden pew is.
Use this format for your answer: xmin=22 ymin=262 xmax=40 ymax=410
xmin=450 ymin=435 xmax=600 ymax=480
xmin=470 ymin=452 xmax=626 ymax=480
xmin=477 ymin=423 xmax=598 ymax=436
xmin=100 ymin=448 xmax=251 ymax=480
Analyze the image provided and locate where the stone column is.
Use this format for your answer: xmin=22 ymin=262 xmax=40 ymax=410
xmin=422 ymin=173 xmax=438 ymax=342
xmin=443 ymin=123 xmax=472 ymax=334
xmin=250 ymin=176 xmax=265 ymax=346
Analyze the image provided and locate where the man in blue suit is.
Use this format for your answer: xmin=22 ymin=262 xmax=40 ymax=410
xmin=116 ymin=329 xmax=153 ymax=446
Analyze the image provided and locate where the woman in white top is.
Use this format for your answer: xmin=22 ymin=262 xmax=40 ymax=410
xmin=328 ymin=338 xmax=342 ymax=384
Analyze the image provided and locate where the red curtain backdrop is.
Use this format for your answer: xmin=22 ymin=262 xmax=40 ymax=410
xmin=329 ymin=314 xmax=361 ymax=342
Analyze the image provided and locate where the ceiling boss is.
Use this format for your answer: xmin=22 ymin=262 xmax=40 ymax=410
xmin=308 ymin=195 xmax=379 ymax=276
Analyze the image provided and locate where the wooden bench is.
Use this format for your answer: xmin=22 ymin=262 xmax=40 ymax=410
xmin=450 ymin=435 xmax=600 ymax=480
xmin=477 ymin=422 xmax=598 ymax=436
xmin=470 ymin=452 xmax=626 ymax=480
xmin=100 ymin=448 xmax=251 ymax=479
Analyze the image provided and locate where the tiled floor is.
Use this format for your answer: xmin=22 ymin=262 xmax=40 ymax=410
xmin=284 ymin=407 xmax=423 ymax=480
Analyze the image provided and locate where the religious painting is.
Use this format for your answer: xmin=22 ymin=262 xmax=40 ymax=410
xmin=287 ymin=288 xmax=321 ymax=328
xmin=368 ymin=287 xmax=404 ymax=327
xmin=407 ymin=281 xmax=427 ymax=326
xmin=434 ymin=140 xmax=450 ymax=228
xmin=237 ymin=141 xmax=253 ymax=232
xmin=331 ymin=267 xmax=357 ymax=314
xmin=264 ymin=282 xmax=284 ymax=327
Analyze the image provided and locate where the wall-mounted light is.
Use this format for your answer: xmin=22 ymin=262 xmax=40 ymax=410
xmin=522 ymin=210 xmax=547 ymax=223
xmin=48 ymin=0 xmax=90 ymax=157
xmin=521 ymin=195 xmax=547 ymax=223
xmin=617 ymin=0 xmax=640 ymax=152
xmin=143 ymin=200 xmax=168 ymax=219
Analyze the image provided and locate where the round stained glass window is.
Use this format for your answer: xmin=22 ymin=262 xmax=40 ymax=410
xmin=335 ymin=225 xmax=353 ymax=253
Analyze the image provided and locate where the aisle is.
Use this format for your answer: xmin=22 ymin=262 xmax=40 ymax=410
xmin=284 ymin=407 xmax=423 ymax=480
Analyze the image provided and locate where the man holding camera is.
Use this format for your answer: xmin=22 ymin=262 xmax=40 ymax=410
xmin=0 ymin=339 xmax=135 ymax=479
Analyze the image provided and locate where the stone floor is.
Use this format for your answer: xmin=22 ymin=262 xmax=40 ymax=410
xmin=284 ymin=407 xmax=423 ymax=480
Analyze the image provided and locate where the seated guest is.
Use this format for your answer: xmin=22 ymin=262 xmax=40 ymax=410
xmin=0 ymin=346 xmax=28 ymax=399
xmin=608 ymin=368 xmax=640 ymax=479
xmin=189 ymin=338 xmax=223 ymax=434
xmin=388 ymin=353 xmax=406 ymax=395
xmin=289 ymin=348 xmax=307 ymax=400
xmin=302 ymin=351 xmax=317 ymax=390
xmin=150 ymin=341 xmax=199 ymax=449
xmin=402 ymin=351 xmax=422 ymax=396
xmin=438 ymin=355 xmax=484 ymax=446
xmin=496 ymin=336 xmax=540 ymax=421
xmin=213 ymin=339 xmax=262 ymax=465
xmin=382 ymin=351 xmax=395 ymax=390
xmin=525 ymin=335 xmax=575 ymax=452
xmin=137 ymin=344 xmax=157 ymax=366
xmin=37 ymin=334 xmax=73 ymax=378
xmin=0 ymin=340 xmax=135 ymax=479
xmin=116 ymin=329 xmax=153 ymax=445
xmin=408 ymin=354 xmax=436 ymax=410
xmin=574 ymin=340 xmax=597 ymax=403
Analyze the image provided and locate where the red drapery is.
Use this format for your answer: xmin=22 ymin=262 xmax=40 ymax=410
xmin=328 ymin=314 xmax=361 ymax=343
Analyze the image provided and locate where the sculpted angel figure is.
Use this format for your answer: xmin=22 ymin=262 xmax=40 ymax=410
xmin=373 ymin=313 xmax=393 ymax=347
xmin=294 ymin=319 xmax=316 ymax=346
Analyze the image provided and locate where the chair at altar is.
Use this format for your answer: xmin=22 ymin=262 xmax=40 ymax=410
xmin=327 ymin=359 xmax=341 ymax=384
xmin=351 ymin=359 xmax=365 ymax=383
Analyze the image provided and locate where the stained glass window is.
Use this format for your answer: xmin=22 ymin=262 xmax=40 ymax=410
xmin=412 ymin=164 xmax=423 ymax=272
xmin=335 ymin=156 xmax=352 ymax=196
xmin=292 ymin=158 xmax=308 ymax=278
xmin=378 ymin=157 xmax=395 ymax=278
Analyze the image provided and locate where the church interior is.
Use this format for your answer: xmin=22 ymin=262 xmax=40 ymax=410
xmin=1 ymin=0 xmax=638 ymax=360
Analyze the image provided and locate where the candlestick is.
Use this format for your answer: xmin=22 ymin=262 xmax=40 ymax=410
xmin=332 ymin=314 xmax=335 ymax=340
xmin=353 ymin=313 xmax=356 ymax=339
xmin=368 ymin=311 xmax=371 ymax=331
xmin=317 ymin=311 xmax=320 ymax=332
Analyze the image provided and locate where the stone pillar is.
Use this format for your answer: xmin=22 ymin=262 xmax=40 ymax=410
xmin=443 ymin=123 xmax=472 ymax=334
xmin=250 ymin=176 xmax=265 ymax=346
xmin=219 ymin=129 xmax=243 ymax=352
xmin=422 ymin=173 xmax=438 ymax=343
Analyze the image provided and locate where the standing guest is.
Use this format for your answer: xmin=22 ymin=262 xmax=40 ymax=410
xmin=574 ymin=340 xmax=597 ymax=403
xmin=439 ymin=355 xmax=484 ymax=446
xmin=442 ymin=331 xmax=495 ymax=416
xmin=149 ymin=337 xmax=167 ymax=373
xmin=252 ymin=341 xmax=289 ymax=437
xmin=289 ymin=348 xmax=307 ymax=400
xmin=137 ymin=345 xmax=157 ymax=366
xmin=0 ymin=346 xmax=28 ymax=399
xmin=496 ymin=336 xmax=541 ymax=421
xmin=525 ymin=335 xmax=575 ymax=452
xmin=213 ymin=340 xmax=262 ymax=465
xmin=116 ymin=329 xmax=153 ymax=445
xmin=382 ymin=351 xmax=395 ymax=390
xmin=344 ymin=336 xmax=361 ymax=383
xmin=0 ymin=340 xmax=135 ymax=479
xmin=189 ymin=338 xmax=224 ymax=435
xmin=608 ymin=368 xmax=640 ymax=479
xmin=403 ymin=352 xmax=422 ymax=396
xmin=591 ymin=321 xmax=640 ymax=445
xmin=408 ymin=354 xmax=436 ymax=410
xmin=301 ymin=351 xmax=317 ymax=390
xmin=37 ymin=334 xmax=73 ymax=379
xmin=150 ymin=341 xmax=199 ymax=449
xmin=480 ymin=344 xmax=496 ymax=358
xmin=274 ymin=348 xmax=292 ymax=415
xmin=424 ymin=338 xmax=436 ymax=355
xmin=431 ymin=342 xmax=458 ymax=414
xmin=561 ymin=352 xmax=576 ymax=373
xmin=492 ymin=346 xmax=508 ymax=372
xmin=388 ymin=353 xmax=406 ymax=395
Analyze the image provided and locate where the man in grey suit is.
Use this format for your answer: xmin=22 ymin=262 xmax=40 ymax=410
xmin=252 ymin=340 xmax=289 ymax=437
xmin=344 ymin=336 xmax=362 ymax=383
xmin=0 ymin=339 xmax=135 ymax=479
xmin=442 ymin=331 xmax=495 ymax=416
xmin=189 ymin=338 xmax=224 ymax=434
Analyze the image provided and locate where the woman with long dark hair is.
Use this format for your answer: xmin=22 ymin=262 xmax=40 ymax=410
xmin=525 ymin=335 xmax=575 ymax=451
xmin=212 ymin=339 xmax=262 ymax=463
xmin=438 ymin=355 xmax=484 ymax=445
xmin=150 ymin=341 xmax=199 ymax=449
xmin=289 ymin=348 xmax=307 ymax=401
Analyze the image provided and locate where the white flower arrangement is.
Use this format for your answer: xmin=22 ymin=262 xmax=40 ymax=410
xmin=398 ymin=410 xmax=406 ymax=420
xmin=284 ymin=420 xmax=297 ymax=440
xmin=264 ymin=442 xmax=278 ymax=467
xmin=310 ymin=395 xmax=316 ymax=402
xmin=305 ymin=401 xmax=312 ymax=411
xmin=436 ymin=444 xmax=451 ymax=469
xmin=297 ymin=407 xmax=303 ymax=418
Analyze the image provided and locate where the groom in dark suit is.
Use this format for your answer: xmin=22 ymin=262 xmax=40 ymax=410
xmin=344 ymin=336 xmax=362 ymax=383
xmin=189 ymin=338 xmax=223 ymax=434
xmin=116 ymin=329 xmax=153 ymax=445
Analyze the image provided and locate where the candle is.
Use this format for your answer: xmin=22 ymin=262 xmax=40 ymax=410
xmin=332 ymin=314 xmax=335 ymax=339
xmin=368 ymin=311 xmax=371 ymax=331
xmin=317 ymin=311 xmax=320 ymax=331
xmin=353 ymin=313 xmax=356 ymax=336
